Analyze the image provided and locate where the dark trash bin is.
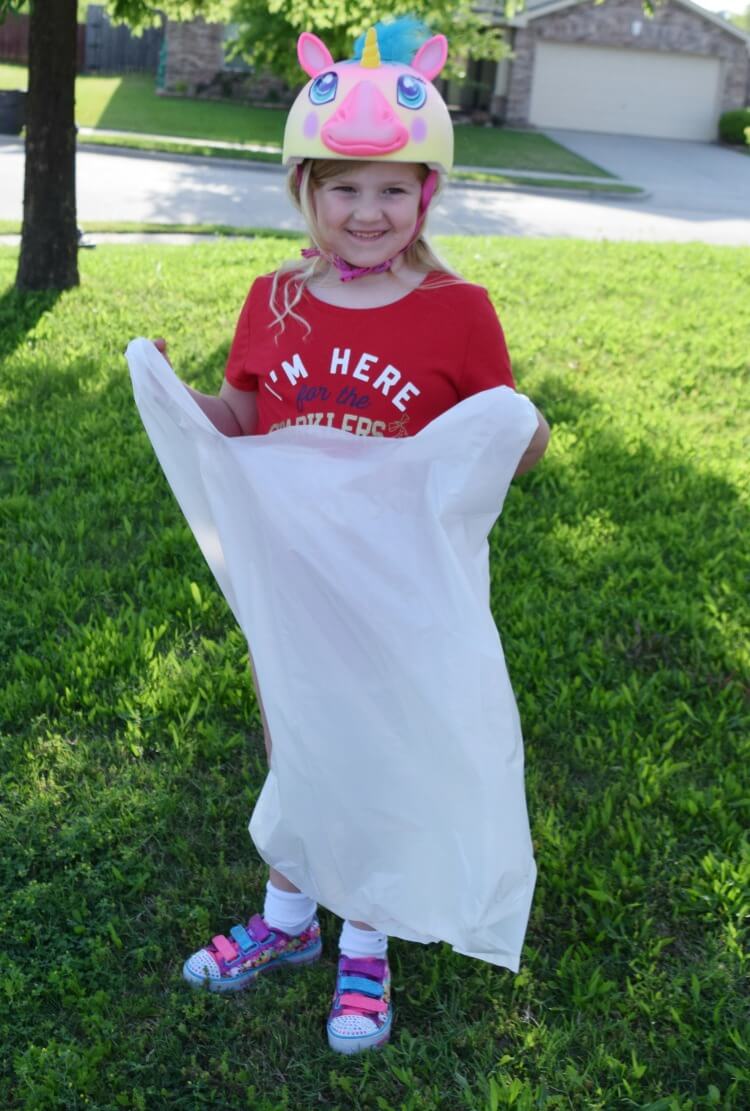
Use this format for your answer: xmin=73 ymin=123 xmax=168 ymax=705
xmin=0 ymin=90 xmax=26 ymax=135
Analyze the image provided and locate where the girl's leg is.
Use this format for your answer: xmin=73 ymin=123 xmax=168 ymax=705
xmin=339 ymin=919 xmax=388 ymax=958
xmin=269 ymin=868 xmax=301 ymax=892
xmin=248 ymin=653 xmax=301 ymax=896
xmin=252 ymin=653 xmax=384 ymax=942
xmin=249 ymin=660 xmax=391 ymax=1053
xmin=329 ymin=925 xmax=390 ymax=1055
xmin=181 ymin=655 xmax=322 ymax=992
xmin=248 ymin=655 xmax=321 ymax=927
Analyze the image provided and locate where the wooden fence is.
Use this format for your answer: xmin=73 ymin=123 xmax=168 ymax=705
xmin=0 ymin=11 xmax=26 ymax=64
xmin=84 ymin=5 xmax=162 ymax=75
xmin=0 ymin=6 xmax=160 ymax=75
xmin=0 ymin=12 xmax=86 ymax=70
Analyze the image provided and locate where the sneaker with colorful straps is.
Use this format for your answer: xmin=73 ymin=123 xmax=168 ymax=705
xmin=182 ymin=912 xmax=322 ymax=992
xmin=327 ymin=955 xmax=392 ymax=1055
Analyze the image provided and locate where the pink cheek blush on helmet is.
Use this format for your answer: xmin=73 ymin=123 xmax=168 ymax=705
xmin=282 ymin=24 xmax=454 ymax=175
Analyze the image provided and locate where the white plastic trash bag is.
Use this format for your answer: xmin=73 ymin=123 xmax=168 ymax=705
xmin=127 ymin=336 xmax=538 ymax=970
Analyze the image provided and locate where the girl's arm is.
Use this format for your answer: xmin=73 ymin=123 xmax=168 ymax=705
xmin=152 ymin=339 xmax=258 ymax=436
xmin=217 ymin=379 xmax=258 ymax=436
xmin=514 ymin=407 xmax=550 ymax=477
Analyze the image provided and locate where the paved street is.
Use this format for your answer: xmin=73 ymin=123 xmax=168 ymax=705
xmin=2 ymin=136 xmax=750 ymax=245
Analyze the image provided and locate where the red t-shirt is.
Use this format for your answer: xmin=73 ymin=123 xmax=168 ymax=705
xmin=225 ymin=272 xmax=514 ymax=438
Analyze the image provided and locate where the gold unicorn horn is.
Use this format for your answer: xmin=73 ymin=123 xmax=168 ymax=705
xmin=360 ymin=27 xmax=380 ymax=68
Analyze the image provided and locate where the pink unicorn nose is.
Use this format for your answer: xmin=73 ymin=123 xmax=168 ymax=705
xmin=321 ymin=80 xmax=409 ymax=157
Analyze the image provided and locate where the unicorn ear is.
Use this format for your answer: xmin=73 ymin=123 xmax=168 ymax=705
xmin=411 ymin=34 xmax=448 ymax=81
xmin=297 ymin=32 xmax=335 ymax=77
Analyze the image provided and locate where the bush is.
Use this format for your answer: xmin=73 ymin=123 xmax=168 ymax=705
xmin=718 ymin=107 xmax=750 ymax=144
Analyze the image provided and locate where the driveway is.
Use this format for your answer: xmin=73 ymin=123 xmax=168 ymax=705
xmin=545 ymin=129 xmax=750 ymax=218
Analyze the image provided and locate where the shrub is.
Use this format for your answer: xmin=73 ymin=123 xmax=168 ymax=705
xmin=718 ymin=107 xmax=750 ymax=144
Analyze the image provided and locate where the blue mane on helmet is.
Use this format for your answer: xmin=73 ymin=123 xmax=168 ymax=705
xmin=351 ymin=16 xmax=432 ymax=66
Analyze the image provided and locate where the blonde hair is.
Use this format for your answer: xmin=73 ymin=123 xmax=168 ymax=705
xmin=269 ymin=159 xmax=461 ymax=334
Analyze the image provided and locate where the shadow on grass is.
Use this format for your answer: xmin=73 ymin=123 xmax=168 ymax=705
xmin=0 ymin=284 xmax=61 ymax=362
xmin=505 ymin=368 xmax=749 ymax=686
xmin=6 ymin=354 xmax=748 ymax=796
xmin=3 ymin=354 xmax=750 ymax=1105
xmin=499 ymin=367 xmax=749 ymax=829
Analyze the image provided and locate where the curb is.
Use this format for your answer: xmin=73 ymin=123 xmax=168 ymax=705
xmin=450 ymin=177 xmax=648 ymax=202
xmin=76 ymin=141 xmax=287 ymax=176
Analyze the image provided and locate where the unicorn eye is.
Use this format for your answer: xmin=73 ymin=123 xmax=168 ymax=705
xmin=309 ymin=72 xmax=338 ymax=105
xmin=396 ymin=75 xmax=426 ymax=110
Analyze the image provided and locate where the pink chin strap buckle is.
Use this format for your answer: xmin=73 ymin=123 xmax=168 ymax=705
xmin=298 ymin=166 xmax=439 ymax=282
xmin=300 ymin=247 xmax=392 ymax=282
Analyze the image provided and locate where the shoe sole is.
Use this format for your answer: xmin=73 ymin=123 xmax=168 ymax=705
xmin=327 ymin=1014 xmax=392 ymax=1055
xmin=182 ymin=939 xmax=323 ymax=993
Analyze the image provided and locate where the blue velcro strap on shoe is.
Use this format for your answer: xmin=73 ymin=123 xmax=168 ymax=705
xmin=338 ymin=974 xmax=383 ymax=997
xmin=230 ymin=924 xmax=256 ymax=953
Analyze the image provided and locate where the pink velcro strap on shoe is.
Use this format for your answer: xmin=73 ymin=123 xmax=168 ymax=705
xmin=339 ymin=956 xmax=386 ymax=979
xmin=212 ymin=934 xmax=237 ymax=962
xmin=247 ymin=914 xmax=272 ymax=942
xmin=339 ymin=992 xmax=388 ymax=1014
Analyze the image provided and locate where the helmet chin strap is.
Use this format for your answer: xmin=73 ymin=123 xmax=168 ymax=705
xmin=299 ymin=168 xmax=438 ymax=282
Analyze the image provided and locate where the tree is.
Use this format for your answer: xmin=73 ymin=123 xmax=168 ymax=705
xmin=729 ymin=3 xmax=750 ymax=31
xmin=0 ymin=0 xmax=229 ymax=292
xmin=229 ymin=1 xmax=509 ymax=86
xmin=0 ymin=0 xmax=505 ymax=292
xmin=12 ymin=0 xmax=78 ymax=291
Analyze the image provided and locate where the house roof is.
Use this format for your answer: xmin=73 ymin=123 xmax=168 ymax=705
xmin=506 ymin=0 xmax=750 ymax=44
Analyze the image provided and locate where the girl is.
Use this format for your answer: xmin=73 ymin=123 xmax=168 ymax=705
xmin=150 ymin=18 xmax=549 ymax=1055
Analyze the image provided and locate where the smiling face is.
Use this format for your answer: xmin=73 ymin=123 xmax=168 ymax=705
xmin=311 ymin=161 xmax=424 ymax=268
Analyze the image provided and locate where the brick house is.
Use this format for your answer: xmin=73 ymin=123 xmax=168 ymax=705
xmin=159 ymin=17 xmax=293 ymax=103
xmin=161 ymin=1 xmax=750 ymax=141
xmin=490 ymin=0 xmax=750 ymax=140
xmin=160 ymin=18 xmax=224 ymax=94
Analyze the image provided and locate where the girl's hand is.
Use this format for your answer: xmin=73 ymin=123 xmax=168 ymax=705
xmin=152 ymin=337 xmax=172 ymax=367
xmin=514 ymin=407 xmax=550 ymax=477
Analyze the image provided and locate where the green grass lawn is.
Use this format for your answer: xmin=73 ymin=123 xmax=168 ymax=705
xmin=451 ymin=124 xmax=611 ymax=176
xmin=0 ymin=63 xmax=612 ymax=178
xmin=1 ymin=238 xmax=748 ymax=1109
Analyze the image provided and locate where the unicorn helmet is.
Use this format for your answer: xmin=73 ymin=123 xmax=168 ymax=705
xmin=282 ymin=23 xmax=454 ymax=174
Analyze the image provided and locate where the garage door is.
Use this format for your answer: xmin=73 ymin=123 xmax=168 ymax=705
xmin=529 ymin=42 xmax=722 ymax=140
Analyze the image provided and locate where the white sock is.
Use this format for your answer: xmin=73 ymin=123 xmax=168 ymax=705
xmin=339 ymin=919 xmax=388 ymax=959
xmin=263 ymin=881 xmax=317 ymax=936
